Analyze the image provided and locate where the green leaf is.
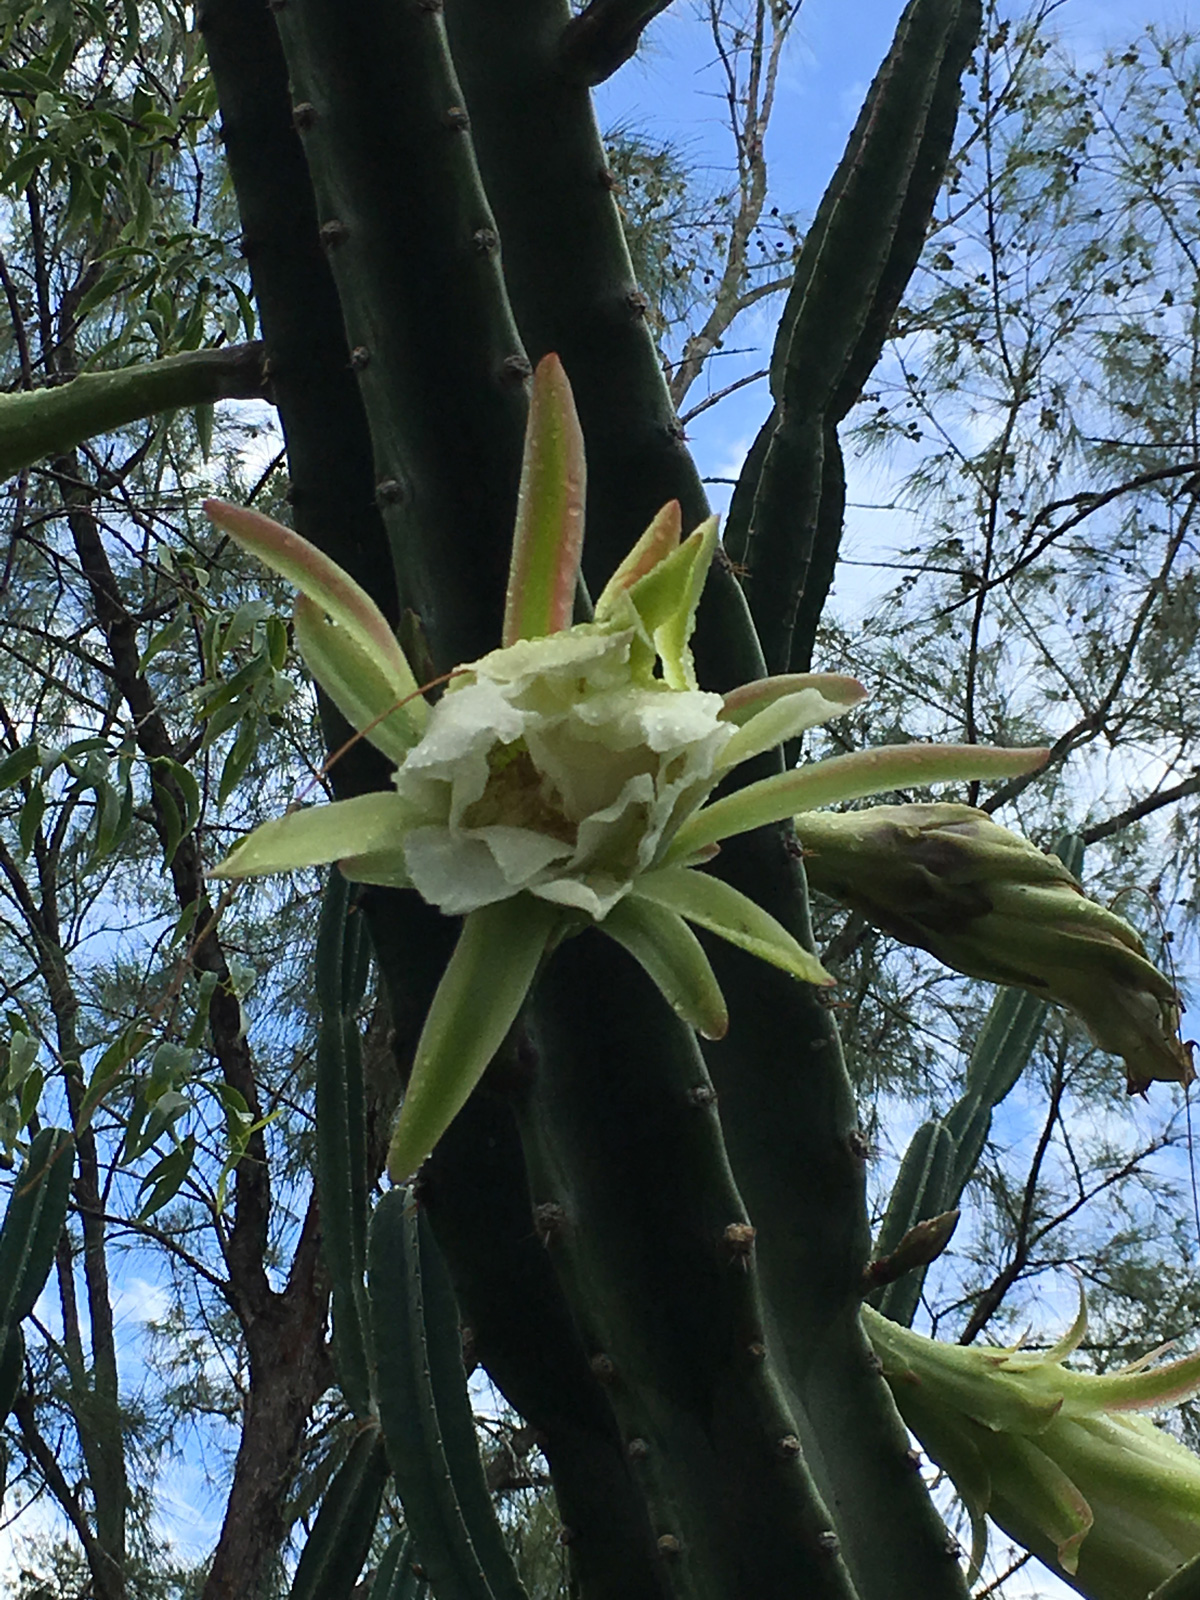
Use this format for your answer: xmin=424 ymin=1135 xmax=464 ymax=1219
xmin=220 ymin=599 xmax=273 ymax=658
xmin=502 ymin=352 xmax=586 ymax=647
xmin=230 ymin=280 xmax=258 ymax=342
xmin=631 ymin=865 xmax=833 ymax=986
xmin=209 ymin=793 xmax=417 ymax=880
xmin=197 ymin=653 xmax=270 ymax=725
xmin=203 ymin=499 xmax=425 ymax=726
xmin=217 ymin=713 xmax=260 ymax=809
xmin=0 ymin=746 xmax=40 ymax=791
xmin=293 ymin=595 xmax=422 ymax=762
xmin=16 ymin=1069 xmax=42 ymax=1133
xmin=603 ymin=896 xmax=728 ymax=1039
xmin=214 ymin=1107 xmax=279 ymax=1216
xmin=193 ymin=401 xmax=213 ymax=460
xmin=266 ymin=613 xmax=288 ymax=671
xmin=17 ymin=784 xmax=44 ymax=857
xmin=76 ymin=1025 xmax=149 ymax=1135
xmin=669 ymin=743 xmax=1050 ymax=861
xmin=0 ymin=143 xmax=48 ymax=198
xmin=387 ymin=897 xmax=560 ymax=1182
xmin=4 ymin=1032 xmax=37 ymax=1090
xmin=151 ymin=757 xmax=201 ymax=862
xmin=136 ymin=1135 xmax=196 ymax=1220
xmin=90 ymin=777 xmax=126 ymax=863
xmin=168 ymin=898 xmax=200 ymax=951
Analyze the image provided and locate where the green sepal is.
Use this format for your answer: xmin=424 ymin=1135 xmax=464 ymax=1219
xmin=337 ymin=850 xmax=414 ymax=890
xmin=988 ymin=1430 xmax=1094 ymax=1575
xmin=502 ymin=353 xmax=586 ymax=647
xmin=593 ymin=499 xmax=683 ymax=622
xmin=603 ymin=895 xmax=729 ymax=1039
xmin=387 ymin=896 xmax=561 ymax=1181
xmin=716 ymin=675 xmax=868 ymax=770
xmin=719 ymin=672 xmax=867 ymax=726
xmin=624 ymin=514 xmax=719 ymax=689
xmin=204 ymin=499 xmax=426 ymax=725
xmin=210 ymin=793 xmax=416 ymax=879
xmin=668 ymin=742 xmax=1049 ymax=861
xmin=630 ymin=865 xmax=833 ymax=987
xmin=294 ymin=596 xmax=424 ymax=762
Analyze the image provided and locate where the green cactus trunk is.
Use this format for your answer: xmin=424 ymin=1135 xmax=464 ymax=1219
xmin=197 ymin=1 xmax=984 ymax=1593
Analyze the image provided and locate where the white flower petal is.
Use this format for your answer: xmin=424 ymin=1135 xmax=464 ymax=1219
xmin=387 ymin=624 xmax=732 ymax=920
xmin=478 ymin=824 xmax=574 ymax=885
xmin=403 ymin=826 xmax=518 ymax=915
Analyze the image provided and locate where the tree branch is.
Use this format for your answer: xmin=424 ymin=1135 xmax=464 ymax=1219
xmin=958 ymin=1054 xmax=1067 ymax=1344
xmin=1081 ymin=770 xmax=1200 ymax=846
xmin=679 ymin=365 xmax=768 ymax=425
xmin=941 ymin=460 xmax=1200 ymax=619
xmin=557 ymin=0 xmax=675 ymax=85
xmin=55 ymin=453 xmax=273 ymax=1322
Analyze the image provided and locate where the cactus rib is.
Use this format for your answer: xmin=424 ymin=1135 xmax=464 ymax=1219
xmin=523 ymin=932 xmax=858 ymax=1600
xmin=0 ymin=1128 xmax=73 ymax=1339
xmin=724 ymin=0 xmax=981 ymax=676
xmin=196 ymin=0 xmax=396 ymax=609
xmin=315 ymin=869 xmax=373 ymax=1417
xmin=442 ymin=0 xmax=765 ymax=694
xmin=699 ymin=829 xmax=970 ymax=1600
xmin=368 ymin=1189 xmax=530 ymax=1600
xmin=271 ymin=0 xmax=530 ymax=672
xmin=370 ymin=1534 xmax=430 ymax=1600
xmin=288 ymin=1425 xmax=390 ymax=1600
xmin=421 ymin=1089 xmax=671 ymax=1600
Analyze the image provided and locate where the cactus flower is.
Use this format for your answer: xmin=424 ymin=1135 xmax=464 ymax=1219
xmin=864 ymin=1299 xmax=1200 ymax=1600
xmin=797 ymin=803 xmax=1192 ymax=1093
xmin=204 ymin=356 xmax=1046 ymax=1180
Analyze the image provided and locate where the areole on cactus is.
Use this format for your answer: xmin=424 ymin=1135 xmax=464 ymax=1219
xmin=205 ymin=354 xmax=1047 ymax=1182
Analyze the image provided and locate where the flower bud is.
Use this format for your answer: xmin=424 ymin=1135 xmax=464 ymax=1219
xmin=797 ymin=803 xmax=1192 ymax=1092
xmin=864 ymin=1302 xmax=1200 ymax=1599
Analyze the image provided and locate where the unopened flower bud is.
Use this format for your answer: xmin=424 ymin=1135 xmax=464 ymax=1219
xmin=798 ymin=803 xmax=1192 ymax=1093
xmin=865 ymin=1300 xmax=1200 ymax=1599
